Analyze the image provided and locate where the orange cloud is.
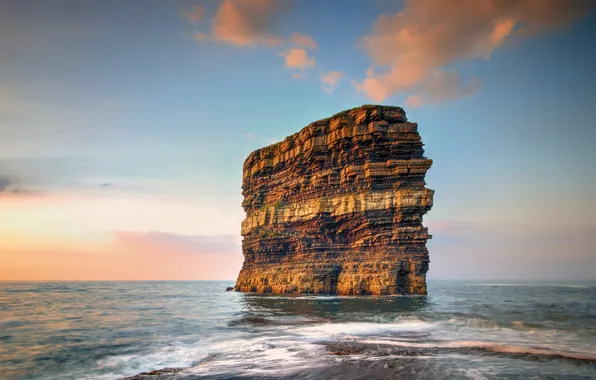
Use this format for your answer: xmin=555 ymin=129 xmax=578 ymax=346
xmin=183 ymin=1 xmax=318 ymax=56
xmin=490 ymin=18 xmax=516 ymax=48
xmin=188 ymin=0 xmax=287 ymax=47
xmin=181 ymin=1 xmax=319 ymax=79
xmin=281 ymin=48 xmax=315 ymax=78
xmin=358 ymin=0 xmax=594 ymax=103
xmin=321 ymin=70 xmax=344 ymax=93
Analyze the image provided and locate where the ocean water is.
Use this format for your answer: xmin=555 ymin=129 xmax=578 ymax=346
xmin=0 ymin=281 xmax=595 ymax=380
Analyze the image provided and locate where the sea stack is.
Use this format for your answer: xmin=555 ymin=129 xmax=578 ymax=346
xmin=235 ymin=105 xmax=433 ymax=295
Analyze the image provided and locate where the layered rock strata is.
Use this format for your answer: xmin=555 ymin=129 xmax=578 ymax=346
xmin=235 ymin=105 xmax=433 ymax=295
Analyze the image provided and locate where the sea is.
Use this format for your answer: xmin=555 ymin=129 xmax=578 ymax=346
xmin=0 ymin=280 xmax=594 ymax=380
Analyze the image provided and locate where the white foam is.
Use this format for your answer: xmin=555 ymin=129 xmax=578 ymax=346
xmin=187 ymin=336 xmax=327 ymax=376
xmin=294 ymin=320 xmax=434 ymax=339
xmin=90 ymin=342 xmax=210 ymax=379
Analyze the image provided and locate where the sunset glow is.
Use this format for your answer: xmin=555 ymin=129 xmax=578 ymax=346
xmin=1 ymin=0 xmax=594 ymax=281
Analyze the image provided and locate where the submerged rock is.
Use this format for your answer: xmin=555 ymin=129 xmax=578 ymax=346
xmin=227 ymin=316 xmax=272 ymax=326
xmin=235 ymin=105 xmax=433 ymax=295
xmin=123 ymin=367 xmax=184 ymax=379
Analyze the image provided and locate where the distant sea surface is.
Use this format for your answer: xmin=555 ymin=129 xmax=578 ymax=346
xmin=1 ymin=280 xmax=595 ymax=380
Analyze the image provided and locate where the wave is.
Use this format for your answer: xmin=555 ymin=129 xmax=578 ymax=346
xmin=92 ymin=321 xmax=435 ymax=379
xmin=227 ymin=316 xmax=328 ymax=327
xmin=118 ymin=335 xmax=595 ymax=380
xmin=357 ymin=339 xmax=596 ymax=363
xmin=113 ymin=317 xmax=595 ymax=380
xmin=119 ymin=321 xmax=434 ymax=375
xmin=293 ymin=319 xmax=434 ymax=339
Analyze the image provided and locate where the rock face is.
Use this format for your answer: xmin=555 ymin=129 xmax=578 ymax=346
xmin=235 ymin=105 xmax=433 ymax=295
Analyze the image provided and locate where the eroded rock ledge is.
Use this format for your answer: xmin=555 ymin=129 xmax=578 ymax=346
xmin=235 ymin=105 xmax=433 ymax=295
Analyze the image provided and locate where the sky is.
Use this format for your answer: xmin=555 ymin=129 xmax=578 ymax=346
xmin=1 ymin=0 xmax=595 ymax=281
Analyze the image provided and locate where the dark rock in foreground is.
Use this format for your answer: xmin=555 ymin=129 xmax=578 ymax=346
xmin=123 ymin=367 xmax=184 ymax=379
xmin=234 ymin=105 xmax=433 ymax=295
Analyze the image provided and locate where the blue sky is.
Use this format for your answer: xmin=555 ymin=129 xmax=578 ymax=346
xmin=1 ymin=0 xmax=595 ymax=280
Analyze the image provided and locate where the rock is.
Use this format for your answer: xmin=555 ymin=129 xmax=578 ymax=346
xmin=235 ymin=105 xmax=433 ymax=295
xmin=225 ymin=286 xmax=234 ymax=291
xmin=122 ymin=367 xmax=184 ymax=379
xmin=326 ymin=341 xmax=367 ymax=355
xmin=228 ymin=316 xmax=272 ymax=326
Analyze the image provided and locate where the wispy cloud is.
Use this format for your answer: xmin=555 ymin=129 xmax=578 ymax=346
xmin=357 ymin=0 xmax=594 ymax=104
xmin=182 ymin=1 xmax=318 ymax=79
xmin=289 ymin=32 xmax=318 ymax=50
xmin=321 ymin=70 xmax=344 ymax=93
xmin=185 ymin=0 xmax=288 ymax=47
xmin=404 ymin=95 xmax=424 ymax=108
xmin=405 ymin=71 xmax=481 ymax=107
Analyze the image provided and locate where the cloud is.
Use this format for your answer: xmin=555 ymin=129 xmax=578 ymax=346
xmin=290 ymin=32 xmax=317 ymax=50
xmin=180 ymin=4 xmax=206 ymax=23
xmin=182 ymin=1 xmax=318 ymax=49
xmin=111 ymin=231 xmax=241 ymax=255
xmin=405 ymin=70 xmax=481 ymax=107
xmin=281 ymin=48 xmax=315 ymax=78
xmin=186 ymin=0 xmax=288 ymax=47
xmin=404 ymin=95 xmax=423 ymax=108
xmin=281 ymin=32 xmax=318 ymax=78
xmin=321 ymin=70 xmax=344 ymax=93
xmin=358 ymin=0 xmax=594 ymax=103
xmin=181 ymin=1 xmax=319 ymax=79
